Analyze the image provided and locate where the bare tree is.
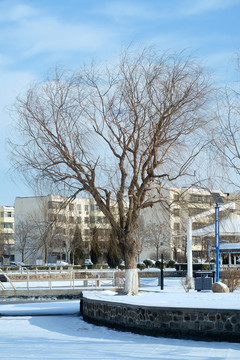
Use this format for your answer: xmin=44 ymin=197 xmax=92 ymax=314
xmin=14 ymin=219 xmax=33 ymax=263
xmin=10 ymin=47 xmax=211 ymax=294
xmin=147 ymin=222 xmax=171 ymax=261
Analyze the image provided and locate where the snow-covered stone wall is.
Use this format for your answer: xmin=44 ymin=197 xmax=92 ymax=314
xmin=81 ymin=297 xmax=240 ymax=342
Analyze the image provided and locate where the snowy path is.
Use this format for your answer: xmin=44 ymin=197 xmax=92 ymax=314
xmin=0 ymin=300 xmax=239 ymax=360
xmin=0 ymin=312 xmax=240 ymax=360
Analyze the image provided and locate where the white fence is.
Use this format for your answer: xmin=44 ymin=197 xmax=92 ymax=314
xmin=0 ymin=268 xmax=118 ymax=291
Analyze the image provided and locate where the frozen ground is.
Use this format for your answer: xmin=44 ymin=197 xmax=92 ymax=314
xmin=0 ymin=277 xmax=240 ymax=360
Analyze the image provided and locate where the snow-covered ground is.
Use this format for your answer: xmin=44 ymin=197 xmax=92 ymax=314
xmin=0 ymin=277 xmax=240 ymax=360
xmin=84 ymin=277 xmax=240 ymax=310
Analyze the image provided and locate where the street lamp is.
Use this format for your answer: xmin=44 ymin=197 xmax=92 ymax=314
xmin=211 ymin=192 xmax=224 ymax=282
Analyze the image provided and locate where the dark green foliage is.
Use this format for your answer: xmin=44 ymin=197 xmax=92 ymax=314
xmin=175 ymin=263 xmax=214 ymax=271
xmin=137 ymin=263 xmax=146 ymax=270
xmin=106 ymin=232 xmax=122 ymax=268
xmin=168 ymin=260 xmax=175 ymax=268
xmin=143 ymin=259 xmax=153 ymax=267
xmin=70 ymin=225 xmax=85 ymax=265
xmin=90 ymin=227 xmax=102 ymax=264
xmin=155 ymin=260 xmax=166 ymax=269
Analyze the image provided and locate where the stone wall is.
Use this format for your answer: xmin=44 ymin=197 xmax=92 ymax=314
xmin=81 ymin=297 xmax=240 ymax=342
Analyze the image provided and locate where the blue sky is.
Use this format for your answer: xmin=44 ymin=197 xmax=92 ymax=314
xmin=1 ymin=0 xmax=240 ymax=205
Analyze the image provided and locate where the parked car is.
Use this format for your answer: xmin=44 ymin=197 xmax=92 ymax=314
xmin=56 ymin=261 xmax=69 ymax=266
xmin=10 ymin=261 xmax=26 ymax=267
xmin=84 ymin=259 xmax=93 ymax=265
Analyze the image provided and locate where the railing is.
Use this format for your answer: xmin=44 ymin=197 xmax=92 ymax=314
xmin=0 ymin=268 xmax=118 ymax=291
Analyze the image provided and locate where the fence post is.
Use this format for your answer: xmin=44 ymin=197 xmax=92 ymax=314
xmin=48 ymin=269 xmax=52 ymax=289
xmin=27 ymin=270 xmax=29 ymax=290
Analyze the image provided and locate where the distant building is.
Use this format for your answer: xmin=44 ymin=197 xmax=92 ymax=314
xmin=14 ymin=195 xmax=114 ymax=265
xmin=0 ymin=206 xmax=15 ymax=264
xmin=141 ymin=188 xmax=239 ymax=262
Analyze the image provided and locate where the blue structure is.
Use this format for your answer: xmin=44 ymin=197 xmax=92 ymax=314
xmin=212 ymin=192 xmax=224 ymax=282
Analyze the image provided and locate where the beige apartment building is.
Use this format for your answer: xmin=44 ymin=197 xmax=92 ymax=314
xmin=12 ymin=188 xmax=240 ymax=266
xmin=141 ymin=188 xmax=239 ymax=262
xmin=14 ymin=195 xmax=113 ymax=265
xmin=0 ymin=206 xmax=15 ymax=264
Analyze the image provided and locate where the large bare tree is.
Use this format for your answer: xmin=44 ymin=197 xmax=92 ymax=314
xmin=10 ymin=47 xmax=211 ymax=294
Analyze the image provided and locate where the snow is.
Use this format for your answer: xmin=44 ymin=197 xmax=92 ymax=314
xmin=0 ymin=278 xmax=240 ymax=359
xmin=84 ymin=277 xmax=240 ymax=310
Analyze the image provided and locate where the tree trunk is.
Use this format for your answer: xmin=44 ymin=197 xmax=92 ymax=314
xmin=44 ymin=244 xmax=48 ymax=265
xmin=124 ymin=248 xmax=138 ymax=295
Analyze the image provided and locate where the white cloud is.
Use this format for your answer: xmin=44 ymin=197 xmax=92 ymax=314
xmin=20 ymin=18 xmax=111 ymax=56
xmin=181 ymin=0 xmax=240 ymax=16
xmin=99 ymin=0 xmax=240 ymax=22
xmin=0 ymin=3 xmax=37 ymax=22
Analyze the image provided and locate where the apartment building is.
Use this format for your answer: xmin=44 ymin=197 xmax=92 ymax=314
xmin=0 ymin=206 xmax=15 ymax=264
xmin=14 ymin=195 xmax=113 ymax=265
xmin=141 ymin=188 xmax=239 ymax=262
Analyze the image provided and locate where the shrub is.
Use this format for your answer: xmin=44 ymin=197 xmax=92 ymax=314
xmin=221 ymin=268 xmax=240 ymax=292
xmin=168 ymin=260 xmax=175 ymax=268
xmin=155 ymin=260 xmax=166 ymax=269
xmin=137 ymin=263 xmax=146 ymax=270
xmin=143 ymin=259 xmax=153 ymax=268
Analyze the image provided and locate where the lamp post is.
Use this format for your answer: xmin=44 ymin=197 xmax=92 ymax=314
xmin=215 ymin=202 xmax=220 ymax=281
xmin=207 ymin=239 xmax=211 ymax=270
xmin=211 ymin=192 xmax=224 ymax=282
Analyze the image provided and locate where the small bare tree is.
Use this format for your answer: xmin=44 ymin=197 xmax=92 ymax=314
xmin=14 ymin=219 xmax=33 ymax=263
xmin=10 ymin=47 xmax=212 ymax=294
xmin=147 ymin=222 xmax=171 ymax=261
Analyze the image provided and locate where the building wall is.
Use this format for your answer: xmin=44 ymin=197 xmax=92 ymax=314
xmin=0 ymin=206 xmax=15 ymax=264
xmin=140 ymin=188 xmax=237 ymax=262
xmin=14 ymin=195 xmax=112 ymax=265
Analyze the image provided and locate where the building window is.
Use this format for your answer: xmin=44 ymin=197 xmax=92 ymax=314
xmin=55 ymin=227 xmax=66 ymax=235
xmin=190 ymin=195 xmax=211 ymax=203
xmin=69 ymin=216 xmax=74 ymax=224
xmin=90 ymin=216 xmax=95 ymax=224
xmin=84 ymin=217 xmax=89 ymax=224
xmin=3 ymin=223 xmax=13 ymax=229
xmin=174 ymin=223 xmax=180 ymax=231
xmin=188 ymin=207 xmax=207 ymax=216
xmin=77 ymin=204 xmax=81 ymax=212
xmin=90 ymin=204 xmax=95 ymax=211
xmin=173 ymin=208 xmax=180 ymax=216
xmin=48 ymin=201 xmax=62 ymax=209
xmin=85 ymin=205 xmax=89 ymax=212
xmin=58 ymin=215 xmax=67 ymax=222
xmin=48 ymin=214 xmax=56 ymax=222
xmin=69 ymin=203 xmax=74 ymax=211
xmin=173 ymin=194 xmax=180 ymax=201
xmin=76 ymin=217 xmax=81 ymax=224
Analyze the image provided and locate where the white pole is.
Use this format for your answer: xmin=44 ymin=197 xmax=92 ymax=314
xmin=187 ymin=217 xmax=194 ymax=288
